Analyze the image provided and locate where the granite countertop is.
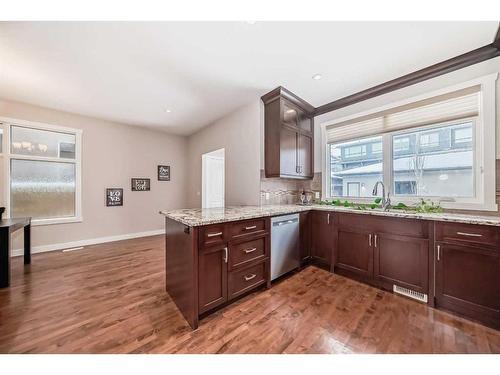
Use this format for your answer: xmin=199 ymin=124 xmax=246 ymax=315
xmin=160 ymin=204 xmax=500 ymax=227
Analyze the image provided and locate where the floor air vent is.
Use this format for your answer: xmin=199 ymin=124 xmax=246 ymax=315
xmin=393 ymin=285 xmax=428 ymax=303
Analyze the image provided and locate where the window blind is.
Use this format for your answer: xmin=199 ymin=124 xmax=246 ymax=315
xmin=326 ymin=85 xmax=480 ymax=143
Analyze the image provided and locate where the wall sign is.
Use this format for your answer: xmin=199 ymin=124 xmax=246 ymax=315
xmin=131 ymin=178 xmax=151 ymax=191
xmin=158 ymin=165 xmax=170 ymax=181
xmin=106 ymin=188 xmax=123 ymax=206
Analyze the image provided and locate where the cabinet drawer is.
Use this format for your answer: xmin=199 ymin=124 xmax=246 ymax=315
xmin=435 ymin=222 xmax=500 ymax=248
xmin=228 ymin=261 xmax=266 ymax=300
xmin=230 ymin=237 xmax=267 ymax=269
xmin=338 ymin=213 xmax=428 ymax=239
xmin=230 ymin=219 xmax=266 ymax=239
xmin=200 ymin=224 xmax=226 ymax=247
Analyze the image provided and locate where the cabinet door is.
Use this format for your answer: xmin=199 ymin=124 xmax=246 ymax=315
xmin=299 ymin=212 xmax=311 ymax=263
xmin=198 ymin=245 xmax=228 ymax=314
xmin=311 ymin=211 xmax=333 ymax=266
xmin=280 ymin=127 xmax=298 ymax=177
xmin=374 ymin=233 xmax=428 ymax=293
xmin=297 ymin=134 xmax=313 ymax=178
xmin=336 ymin=228 xmax=373 ymax=279
xmin=435 ymin=242 xmax=500 ymax=327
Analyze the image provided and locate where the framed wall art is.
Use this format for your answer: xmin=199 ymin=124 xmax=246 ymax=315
xmin=158 ymin=165 xmax=170 ymax=181
xmin=106 ymin=188 xmax=123 ymax=206
xmin=131 ymin=178 xmax=151 ymax=191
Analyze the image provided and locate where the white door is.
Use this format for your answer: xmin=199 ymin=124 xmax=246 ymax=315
xmin=202 ymin=148 xmax=225 ymax=208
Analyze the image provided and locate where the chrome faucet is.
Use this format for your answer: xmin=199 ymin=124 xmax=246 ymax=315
xmin=372 ymin=181 xmax=391 ymax=211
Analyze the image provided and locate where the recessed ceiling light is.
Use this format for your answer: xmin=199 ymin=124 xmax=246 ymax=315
xmin=312 ymin=74 xmax=322 ymax=80
xmin=165 ymin=109 xmax=172 ymax=113
xmin=245 ymin=21 xmax=257 ymax=25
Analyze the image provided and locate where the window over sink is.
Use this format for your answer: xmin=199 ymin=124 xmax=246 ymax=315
xmin=321 ymin=74 xmax=498 ymax=211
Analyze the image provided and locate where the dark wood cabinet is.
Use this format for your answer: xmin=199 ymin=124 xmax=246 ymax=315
xmin=374 ymin=233 xmax=429 ymax=293
xmin=299 ymin=211 xmax=311 ymax=263
xmin=167 ymin=217 xmax=271 ymax=329
xmin=336 ymin=228 xmax=373 ymax=280
xmin=168 ymin=211 xmax=500 ymax=330
xmin=311 ymin=211 xmax=333 ymax=267
xmin=435 ymin=223 xmax=500 ymax=328
xmin=262 ymin=87 xmax=314 ymax=179
xmin=334 ymin=213 xmax=430 ymax=294
xmin=198 ymin=244 xmax=228 ymax=314
xmin=297 ymin=133 xmax=313 ymax=177
xmin=280 ymin=126 xmax=299 ymax=176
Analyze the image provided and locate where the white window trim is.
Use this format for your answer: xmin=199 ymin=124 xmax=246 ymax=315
xmin=320 ymin=73 xmax=498 ymax=212
xmin=0 ymin=117 xmax=83 ymax=226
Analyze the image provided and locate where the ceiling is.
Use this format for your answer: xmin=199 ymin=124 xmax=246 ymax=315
xmin=0 ymin=21 xmax=498 ymax=135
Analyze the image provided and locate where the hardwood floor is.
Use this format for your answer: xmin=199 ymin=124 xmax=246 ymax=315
xmin=1 ymin=235 xmax=499 ymax=354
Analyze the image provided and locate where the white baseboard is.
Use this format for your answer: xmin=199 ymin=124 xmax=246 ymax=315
xmin=11 ymin=229 xmax=165 ymax=257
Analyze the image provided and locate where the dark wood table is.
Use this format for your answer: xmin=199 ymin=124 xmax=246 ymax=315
xmin=0 ymin=217 xmax=31 ymax=288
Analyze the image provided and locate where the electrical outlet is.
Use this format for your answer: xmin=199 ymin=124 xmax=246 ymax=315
xmin=315 ymin=192 xmax=320 ymax=199
xmin=265 ymin=192 xmax=270 ymax=200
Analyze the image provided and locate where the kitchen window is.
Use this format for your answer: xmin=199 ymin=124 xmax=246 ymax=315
xmin=0 ymin=118 xmax=82 ymax=225
xmin=329 ymin=136 xmax=383 ymax=198
xmin=322 ymin=74 xmax=498 ymax=211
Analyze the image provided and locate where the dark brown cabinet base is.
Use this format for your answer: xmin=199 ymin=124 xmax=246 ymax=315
xmin=167 ymin=211 xmax=500 ymax=330
xmin=334 ymin=213 xmax=430 ymax=295
xmin=166 ymin=217 xmax=270 ymax=329
xmin=435 ymin=222 xmax=500 ymax=328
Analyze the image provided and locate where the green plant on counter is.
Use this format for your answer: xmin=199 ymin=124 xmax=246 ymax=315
xmin=319 ymin=198 xmax=443 ymax=213
xmin=414 ymin=199 xmax=444 ymax=213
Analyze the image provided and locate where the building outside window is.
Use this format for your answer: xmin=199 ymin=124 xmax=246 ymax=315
xmin=0 ymin=119 xmax=82 ymax=225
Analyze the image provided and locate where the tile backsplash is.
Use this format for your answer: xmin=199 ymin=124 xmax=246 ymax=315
xmin=260 ymin=170 xmax=322 ymax=205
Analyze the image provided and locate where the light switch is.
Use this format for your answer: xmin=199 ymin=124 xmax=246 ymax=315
xmin=265 ymin=192 xmax=270 ymax=200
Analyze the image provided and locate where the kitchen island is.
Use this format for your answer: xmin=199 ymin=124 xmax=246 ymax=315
xmin=161 ymin=205 xmax=500 ymax=329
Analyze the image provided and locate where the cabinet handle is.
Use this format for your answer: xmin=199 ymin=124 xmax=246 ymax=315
xmin=244 ymin=274 xmax=256 ymax=281
xmin=456 ymin=231 xmax=483 ymax=237
xmin=436 ymin=245 xmax=440 ymax=261
xmin=223 ymin=247 xmax=228 ymax=263
xmin=374 ymin=234 xmax=378 ymax=248
xmin=369 ymin=234 xmax=372 ymax=247
xmin=327 ymin=213 xmax=330 ymax=225
xmin=245 ymin=225 xmax=257 ymax=230
xmin=207 ymin=232 xmax=223 ymax=238
xmin=244 ymin=247 xmax=257 ymax=254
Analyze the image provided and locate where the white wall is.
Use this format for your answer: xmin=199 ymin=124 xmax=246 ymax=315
xmin=0 ymin=99 xmax=188 ymax=250
xmin=315 ymin=56 xmax=500 ymax=171
xmin=187 ymin=100 xmax=261 ymax=207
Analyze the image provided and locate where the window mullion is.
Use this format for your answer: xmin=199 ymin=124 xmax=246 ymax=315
xmin=382 ymin=132 xmax=392 ymax=196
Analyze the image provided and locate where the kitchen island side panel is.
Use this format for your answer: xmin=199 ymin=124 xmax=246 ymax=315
xmin=165 ymin=217 xmax=199 ymax=329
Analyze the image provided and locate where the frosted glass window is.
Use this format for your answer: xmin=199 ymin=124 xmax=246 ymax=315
xmin=11 ymin=126 xmax=76 ymax=159
xmin=10 ymin=159 xmax=76 ymax=219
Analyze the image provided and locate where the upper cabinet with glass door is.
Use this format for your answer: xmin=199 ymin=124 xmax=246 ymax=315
xmin=282 ymin=100 xmax=313 ymax=134
xmin=262 ymin=87 xmax=315 ymax=179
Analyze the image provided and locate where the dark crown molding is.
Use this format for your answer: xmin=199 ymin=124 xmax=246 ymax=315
xmin=493 ymin=23 xmax=500 ymax=49
xmin=262 ymin=24 xmax=500 ymax=118
xmin=314 ymin=43 xmax=500 ymax=116
xmin=261 ymin=86 xmax=315 ymax=115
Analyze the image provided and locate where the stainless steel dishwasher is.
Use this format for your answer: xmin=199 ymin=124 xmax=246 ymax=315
xmin=271 ymin=213 xmax=300 ymax=281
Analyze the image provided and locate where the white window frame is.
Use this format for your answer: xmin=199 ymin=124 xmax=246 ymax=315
xmin=0 ymin=117 xmax=83 ymax=226
xmin=321 ymin=73 xmax=498 ymax=211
